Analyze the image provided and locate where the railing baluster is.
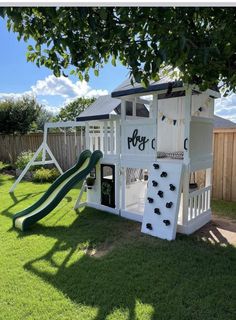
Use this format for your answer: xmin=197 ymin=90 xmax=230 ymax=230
xmin=203 ymin=189 xmax=205 ymax=212
xmin=193 ymin=195 xmax=197 ymax=218
xmin=189 ymin=196 xmax=193 ymax=221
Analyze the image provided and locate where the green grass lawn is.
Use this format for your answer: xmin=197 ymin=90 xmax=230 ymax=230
xmin=0 ymin=173 xmax=236 ymax=320
xmin=212 ymin=199 xmax=236 ymax=221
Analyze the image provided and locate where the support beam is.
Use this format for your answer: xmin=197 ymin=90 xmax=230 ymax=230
xmin=182 ymin=87 xmax=192 ymax=225
xmin=74 ymin=181 xmax=86 ymax=209
xmin=9 ymin=142 xmax=63 ymax=193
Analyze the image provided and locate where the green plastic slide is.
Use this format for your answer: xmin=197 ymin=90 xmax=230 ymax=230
xmin=13 ymin=150 xmax=103 ymax=231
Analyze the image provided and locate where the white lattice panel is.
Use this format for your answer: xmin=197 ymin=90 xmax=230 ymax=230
xmin=141 ymin=160 xmax=183 ymax=240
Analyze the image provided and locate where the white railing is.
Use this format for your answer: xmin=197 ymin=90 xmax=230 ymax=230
xmin=188 ymin=186 xmax=211 ymax=221
xmin=87 ymin=120 xmax=117 ymax=155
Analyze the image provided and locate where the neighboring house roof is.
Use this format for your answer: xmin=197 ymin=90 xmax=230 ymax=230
xmin=213 ymin=115 xmax=236 ymax=128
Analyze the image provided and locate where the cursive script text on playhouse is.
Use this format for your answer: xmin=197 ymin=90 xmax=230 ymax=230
xmin=127 ymin=129 xmax=155 ymax=151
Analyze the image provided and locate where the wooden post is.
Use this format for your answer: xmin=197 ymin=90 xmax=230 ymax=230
xmin=152 ymin=94 xmax=158 ymax=154
xmin=115 ymin=119 xmax=121 ymax=155
xmin=121 ymin=167 xmax=126 ymax=210
xmin=133 ymin=98 xmax=137 ymax=117
xmin=74 ymin=181 xmax=86 ymax=209
xmin=42 ymin=123 xmax=48 ymax=163
xmin=181 ymin=87 xmax=192 ymax=226
xmin=85 ymin=123 xmax=89 ymax=150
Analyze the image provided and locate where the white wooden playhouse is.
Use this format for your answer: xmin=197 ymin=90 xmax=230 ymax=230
xmin=11 ymin=76 xmax=220 ymax=239
xmin=73 ymin=77 xmax=220 ymax=240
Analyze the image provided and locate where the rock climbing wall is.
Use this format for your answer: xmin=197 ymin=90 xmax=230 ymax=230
xmin=141 ymin=161 xmax=183 ymax=240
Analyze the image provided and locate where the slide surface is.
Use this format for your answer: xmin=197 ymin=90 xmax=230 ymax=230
xmin=13 ymin=150 xmax=103 ymax=231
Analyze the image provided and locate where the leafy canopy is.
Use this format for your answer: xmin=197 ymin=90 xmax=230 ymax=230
xmin=0 ymin=96 xmax=40 ymax=134
xmin=33 ymin=107 xmax=54 ymax=131
xmin=1 ymin=7 xmax=236 ymax=92
xmin=56 ymin=97 xmax=95 ymax=121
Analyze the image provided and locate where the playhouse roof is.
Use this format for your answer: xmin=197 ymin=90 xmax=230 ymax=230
xmin=76 ymin=95 xmax=149 ymax=121
xmin=111 ymin=76 xmax=183 ymax=98
xmin=111 ymin=76 xmax=219 ymax=99
xmin=76 ymin=95 xmax=120 ymax=121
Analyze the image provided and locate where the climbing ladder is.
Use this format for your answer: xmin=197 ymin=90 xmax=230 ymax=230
xmin=141 ymin=160 xmax=183 ymax=240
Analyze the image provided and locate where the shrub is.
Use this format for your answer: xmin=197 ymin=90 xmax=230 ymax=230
xmin=15 ymin=150 xmax=43 ymax=171
xmin=33 ymin=168 xmax=60 ymax=183
xmin=15 ymin=151 xmax=35 ymax=170
xmin=0 ymin=96 xmax=40 ymax=134
xmin=0 ymin=161 xmax=13 ymax=172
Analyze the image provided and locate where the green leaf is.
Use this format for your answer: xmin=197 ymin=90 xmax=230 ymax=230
xmin=28 ymin=45 xmax=34 ymax=51
xmin=141 ymin=78 xmax=149 ymax=88
xmin=84 ymin=73 xmax=89 ymax=82
xmin=111 ymin=55 xmax=116 ymax=67
xmin=78 ymin=71 xmax=83 ymax=81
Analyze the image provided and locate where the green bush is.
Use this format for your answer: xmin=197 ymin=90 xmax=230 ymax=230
xmin=0 ymin=96 xmax=40 ymax=134
xmin=15 ymin=151 xmax=35 ymax=170
xmin=0 ymin=161 xmax=12 ymax=171
xmin=33 ymin=168 xmax=60 ymax=183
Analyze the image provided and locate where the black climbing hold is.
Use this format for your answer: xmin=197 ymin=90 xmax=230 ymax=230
xmin=153 ymin=163 xmax=159 ymax=169
xmin=160 ymin=171 xmax=167 ymax=178
xmin=163 ymin=220 xmax=170 ymax=226
xmin=147 ymin=197 xmax=154 ymax=203
xmin=157 ymin=190 xmax=164 ymax=198
xmin=146 ymin=223 xmax=152 ymax=230
xmin=169 ymin=184 xmax=176 ymax=191
xmin=166 ymin=202 xmax=173 ymax=208
xmin=154 ymin=208 xmax=161 ymax=215
xmin=152 ymin=180 xmax=158 ymax=187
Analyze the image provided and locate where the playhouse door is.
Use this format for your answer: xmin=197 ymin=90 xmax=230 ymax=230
xmin=101 ymin=164 xmax=115 ymax=208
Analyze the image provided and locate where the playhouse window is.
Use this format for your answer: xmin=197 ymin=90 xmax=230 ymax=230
xmin=102 ymin=165 xmax=113 ymax=180
xmin=125 ymin=101 xmax=149 ymax=117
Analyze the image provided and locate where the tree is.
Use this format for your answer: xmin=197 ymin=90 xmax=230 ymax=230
xmin=0 ymin=96 xmax=40 ymax=134
xmin=33 ymin=107 xmax=54 ymax=131
xmin=56 ymin=97 xmax=95 ymax=121
xmin=1 ymin=8 xmax=236 ymax=92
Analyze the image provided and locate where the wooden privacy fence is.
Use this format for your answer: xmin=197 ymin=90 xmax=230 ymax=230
xmin=0 ymin=129 xmax=235 ymax=201
xmin=0 ymin=132 xmax=85 ymax=171
xmin=212 ymin=128 xmax=236 ymax=202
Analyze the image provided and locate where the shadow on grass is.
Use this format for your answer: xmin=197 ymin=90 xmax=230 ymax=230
xmin=2 ymin=188 xmax=72 ymax=221
xmin=195 ymin=218 xmax=236 ymax=247
xmin=1 ymin=191 xmax=45 ymax=219
xmin=23 ymin=208 xmax=236 ymax=320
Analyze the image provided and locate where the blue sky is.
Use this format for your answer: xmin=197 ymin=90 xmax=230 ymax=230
xmin=0 ymin=18 xmax=235 ymax=122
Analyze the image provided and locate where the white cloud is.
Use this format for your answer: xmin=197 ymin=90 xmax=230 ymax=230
xmin=31 ymin=75 xmax=108 ymax=99
xmin=215 ymin=93 xmax=236 ymax=123
xmin=0 ymin=91 xmax=33 ymax=100
xmin=0 ymin=74 xmax=108 ymax=112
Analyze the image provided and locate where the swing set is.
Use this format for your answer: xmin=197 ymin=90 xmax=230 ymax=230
xmin=9 ymin=120 xmax=86 ymax=193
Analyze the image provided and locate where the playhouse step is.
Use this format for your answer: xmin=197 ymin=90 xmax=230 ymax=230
xmin=141 ymin=160 xmax=183 ymax=240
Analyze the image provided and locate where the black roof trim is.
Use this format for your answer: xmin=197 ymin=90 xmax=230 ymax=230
xmin=111 ymin=80 xmax=183 ymax=98
xmin=76 ymin=114 xmax=110 ymax=122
